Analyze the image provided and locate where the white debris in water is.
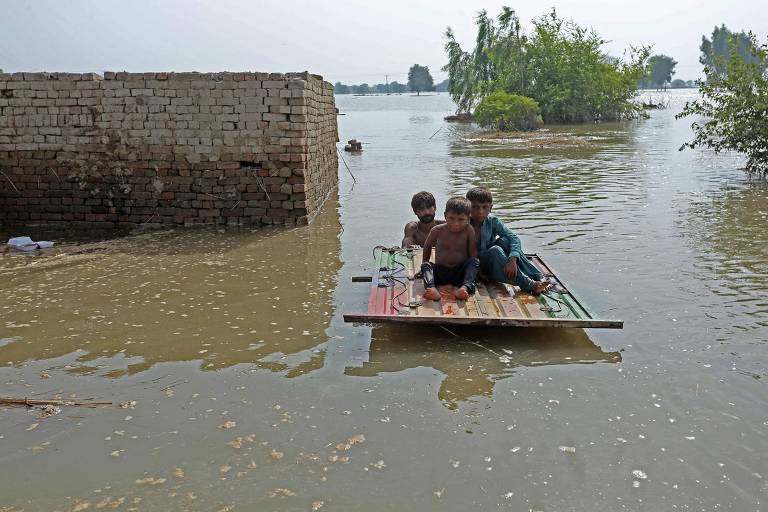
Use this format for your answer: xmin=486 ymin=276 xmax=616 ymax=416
xmin=684 ymin=436 xmax=696 ymax=440
xmin=450 ymin=460 xmax=460 ymax=468
xmin=433 ymin=488 xmax=445 ymax=498
xmin=218 ymin=421 xmax=236 ymax=429
xmin=484 ymin=456 xmax=492 ymax=462
xmin=559 ymin=446 xmax=576 ymax=454
xmin=632 ymin=469 xmax=648 ymax=480
xmin=506 ymin=424 xmax=516 ymax=431
xmin=311 ymin=500 xmax=324 ymax=511
xmin=135 ymin=477 xmax=166 ymax=485
xmin=265 ymin=488 xmax=295 ymax=498
xmin=503 ymin=492 xmax=514 ymax=499
xmin=510 ymin=447 xmax=521 ymax=453
xmin=632 ymin=480 xmax=640 ymax=488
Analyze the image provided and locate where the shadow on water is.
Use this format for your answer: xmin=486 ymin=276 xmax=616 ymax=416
xmin=345 ymin=324 xmax=621 ymax=409
xmin=0 ymin=191 xmax=343 ymax=377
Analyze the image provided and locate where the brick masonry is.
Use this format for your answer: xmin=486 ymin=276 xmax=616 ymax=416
xmin=0 ymin=71 xmax=338 ymax=228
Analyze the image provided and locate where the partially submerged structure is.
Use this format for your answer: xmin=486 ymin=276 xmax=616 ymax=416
xmin=0 ymin=71 xmax=338 ymax=228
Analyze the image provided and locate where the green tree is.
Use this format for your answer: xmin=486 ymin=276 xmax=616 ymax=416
xmin=646 ymin=54 xmax=677 ymax=90
xmin=700 ymin=25 xmax=761 ymax=76
xmin=356 ymin=83 xmax=371 ymax=95
xmin=407 ymin=64 xmax=434 ymax=95
xmin=474 ymin=91 xmax=542 ymax=131
xmin=522 ymin=10 xmax=649 ymax=123
xmin=678 ymin=32 xmax=768 ymax=176
xmin=442 ymin=7 xmax=649 ymax=122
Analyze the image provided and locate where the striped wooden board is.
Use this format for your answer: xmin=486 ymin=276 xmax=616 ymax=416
xmin=344 ymin=247 xmax=623 ymax=329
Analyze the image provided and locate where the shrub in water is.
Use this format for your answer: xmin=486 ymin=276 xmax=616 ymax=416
xmin=474 ymin=91 xmax=543 ymax=131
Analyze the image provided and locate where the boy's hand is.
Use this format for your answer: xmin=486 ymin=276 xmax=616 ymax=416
xmin=504 ymin=257 xmax=518 ymax=279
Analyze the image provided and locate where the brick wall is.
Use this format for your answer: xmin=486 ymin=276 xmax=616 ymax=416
xmin=0 ymin=71 xmax=338 ymax=228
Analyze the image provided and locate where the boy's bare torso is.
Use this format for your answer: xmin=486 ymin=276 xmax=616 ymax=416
xmin=424 ymin=224 xmax=476 ymax=267
xmin=403 ymin=219 xmax=444 ymax=247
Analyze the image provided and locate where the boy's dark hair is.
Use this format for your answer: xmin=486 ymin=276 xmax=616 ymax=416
xmin=411 ymin=191 xmax=436 ymax=212
xmin=466 ymin=186 xmax=493 ymax=204
xmin=445 ymin=196 xmax=471 ymax=216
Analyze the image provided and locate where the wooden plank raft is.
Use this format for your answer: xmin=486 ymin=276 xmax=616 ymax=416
xmin=343 ymin=247 xmax=623 ymax=329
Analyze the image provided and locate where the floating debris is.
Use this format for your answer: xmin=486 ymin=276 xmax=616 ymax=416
xmin=173 ymin=468 xmax=186 ymax=479
xmin=336 ymin=434 xmax=366 ymax=451
xmin=118 ymin=401 xmax=136 ymax=409
xmin=434 ymin=488 xmax=445 ymax=499
xmin=270 ymin=449 xmax=284 ymax=460
xmin=266 ymin=488 xmax=296 ymax=498
xmin=37 ymin=405 xmax=61 ymax=419
xmin=218 ymin=421 xmax=237 ymax=429
xmin=559 ymin=446 xmax=576 ymax=454
xmin=135 ymin=477 xmax=166 ymax=486
xmin=311 ymin=500 xmax=324 ymax=511
xmin=631 ymin=469 xmax=648 ymax=480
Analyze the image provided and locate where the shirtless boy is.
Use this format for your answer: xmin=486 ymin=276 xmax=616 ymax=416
xmin=421 ymin=197 xmax=479 ymax=301
xmin=402 ymin=191 xmax=444 ymax=248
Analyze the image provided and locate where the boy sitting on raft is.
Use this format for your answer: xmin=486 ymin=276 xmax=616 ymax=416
xmin=421 ymin=197 xmax=479 ymax=301
xmin=402 ymin=191 xmax=444 ymax=248
xmin=466 ymin=186 xmax=551 ymax=295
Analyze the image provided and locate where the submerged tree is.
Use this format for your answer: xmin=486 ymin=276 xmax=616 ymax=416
xmin=442 ymin=7 xmax=649 ymax=122
xmin=645 ymin=54 xmax=678 ymax=90
xmin=678 ymin=32 xmax=768 ymax=176
xmin=407 ymin=64 xmax=434 ymax=95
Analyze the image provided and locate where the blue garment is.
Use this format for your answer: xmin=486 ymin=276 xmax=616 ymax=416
xmin=474 ymin=215 xmax=542 ymax=292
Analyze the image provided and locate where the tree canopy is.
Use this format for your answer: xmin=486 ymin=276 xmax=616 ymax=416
xmin=644 ymin=54 xmax=677 ymax=90
xmin=443 ymin=7 xmax=649 ymax=123
xmin=700 ymin=25 xmax=762 ymax=77
xmin=407 ymin=64 xmax=434 ymax=95
xmin=678 ymin=32 xmax=768 ymax=176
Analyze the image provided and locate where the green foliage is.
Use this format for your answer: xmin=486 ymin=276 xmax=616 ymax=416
xmin=642 ymin=54 xmax=677 ymax=89
xmin=678 ymin=33 xmax=768 ymax=176
xmin=700 ymin=25 xmax=761 ymax=77
xmin=442 ymin=7 xmax=650 ymax=123
xmin=474 ymin=91 xmax=542 ymax=131
xmin=407 ymin=64 xmax=434 ymax=95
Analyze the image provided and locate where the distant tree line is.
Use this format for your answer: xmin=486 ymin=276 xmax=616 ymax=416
xmin=334 ymin=66 xmax=449 ymax=95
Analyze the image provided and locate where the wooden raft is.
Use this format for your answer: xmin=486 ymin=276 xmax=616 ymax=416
xmin=344 ymin=247 xmax=623 ymax=328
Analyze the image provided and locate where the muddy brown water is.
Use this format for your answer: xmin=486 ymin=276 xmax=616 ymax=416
xmin=1 ymin=90 xmax=766 ymax=511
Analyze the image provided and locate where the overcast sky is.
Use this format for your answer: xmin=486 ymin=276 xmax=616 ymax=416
xmin=1 ymin=0 xmax=765 ymax=84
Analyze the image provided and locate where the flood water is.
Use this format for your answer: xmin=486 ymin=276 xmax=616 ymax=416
xmin=1 ymin=90 xmax=767 ymax=511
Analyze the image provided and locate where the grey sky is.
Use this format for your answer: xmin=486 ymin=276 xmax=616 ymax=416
xmin=1 ymin=0 xmax=765 ymax=84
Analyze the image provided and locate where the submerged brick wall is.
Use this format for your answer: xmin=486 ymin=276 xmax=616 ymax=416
xmin=0 ymin=71 xmax=338 ymax=228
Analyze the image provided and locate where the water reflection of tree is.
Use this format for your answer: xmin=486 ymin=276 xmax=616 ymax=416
xmin=445 ymin=125 xmax=648 ymax=249
xmin=0 ymin=191 xmax=342 ymax=377
xmin=345 ymin=324 xmax=621 ymax=409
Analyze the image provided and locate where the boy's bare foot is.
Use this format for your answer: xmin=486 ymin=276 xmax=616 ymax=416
xmin=530 ymin=281 xmax=552 ymax=296
xmin=423 ymin=287 xmax=441 ymax=301
xmin=455 ymin=286 xmax=470 ymax=300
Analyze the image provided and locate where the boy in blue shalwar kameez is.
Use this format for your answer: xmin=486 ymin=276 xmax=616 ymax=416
xmin=466 ymin=187 xmax=551 ymax=295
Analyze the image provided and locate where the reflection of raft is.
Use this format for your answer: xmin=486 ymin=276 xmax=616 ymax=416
xmin=344 ymin=247 xmax=623 ymax=328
